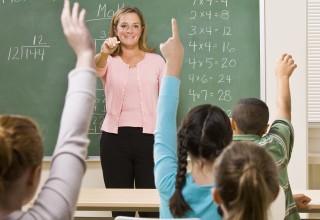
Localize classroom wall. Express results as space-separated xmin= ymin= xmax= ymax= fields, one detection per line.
xmin=264 ymin=0 xmax=307 ymax=190
xmin=36 ymin=0 xmax=308 ymax=216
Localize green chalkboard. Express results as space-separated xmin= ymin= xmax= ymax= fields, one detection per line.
xmin=0 ymin=0 xmax=261 ymax=157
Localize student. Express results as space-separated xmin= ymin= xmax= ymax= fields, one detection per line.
xmin=212 ymin=141 xmax=280 ymax=220
xmin=94 ymin=6 xmax=165 ymax=217
xmin=154 ymin=19 xmax=232 ymax=219
xmin=0 ymin=1 xmax=96 ymax=219
xmin=231 ymin=53 xmax=308 ymax=220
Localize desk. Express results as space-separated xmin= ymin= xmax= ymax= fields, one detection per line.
xmin=76 ymin=188 xmax=160 ymax=212
xmin=293 ymin=190 xmax=320 ymax=213
xmin=78 ymin=189 xmax=320 ymax=213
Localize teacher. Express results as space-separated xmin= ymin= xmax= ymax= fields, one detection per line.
xmin=94 ymin=6 xmax=165 ymax=218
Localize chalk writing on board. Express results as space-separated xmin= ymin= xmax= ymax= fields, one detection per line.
xmin=188 ymin=89 xmax=232 ymax=102
xmin=189 ymin=74 xmax=212 ymax=84
xmin=222 ymin=41 xmax=235 ymax=53
xmin=2 ymin=0 xmax=26 ymax=4
xmin=89 ymin=89 xmax=106 ymax=135
xmin=85 ymin=4 xmax=124 ymax=22
xmin=192 ymin=0 xmax=228 ymax=7
xmin=187 ymin=26 xmax=233 ymax=37
xmin=184 ymin=0 xmax=234 ymax=116
xmin=7 ymin=35 xmax=50 ymax=61
xmin=187 ymin=57 xmax=236 ymax=69
xmin=188 ymin=73 xmax=232 ymax=84
xmin=218 ymin=74 xmax=231 ymax=83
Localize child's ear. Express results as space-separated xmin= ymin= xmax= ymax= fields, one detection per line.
xmin=231 ymin=119 xmax=237 ymax=131
xmin=260 ymin=124 xmax=270 ymax=136
xmin=273 ymin=185 xmax=280 ymax=202
xmin=28 ymin=165 xmax=41 ymax=186
xmin=212 ymin=188 xmax=222 ymax=205
xmin=231 ymin=119 xmax=241 ymax=134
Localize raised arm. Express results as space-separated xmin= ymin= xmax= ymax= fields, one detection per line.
xmin=153 ymin=19 xmax=184 ymax=188
xmin=27 ymin=1 xmax=96 ymax=219
xmin=275 ymin=53 xmax=297 ymax=121
xmin=159 ymin=19 xmax=184 ymax=78
xmin=61 ymin=0 xmax=95 ymax=69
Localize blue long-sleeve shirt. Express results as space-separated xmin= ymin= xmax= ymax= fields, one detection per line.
xmin=154 ymin=76 xmax=221 ymax=220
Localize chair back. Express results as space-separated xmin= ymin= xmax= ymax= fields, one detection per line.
xmin=268 ymin=186 xmax=286 ymax=220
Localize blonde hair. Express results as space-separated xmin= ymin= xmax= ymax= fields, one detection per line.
xmin=0 ymin=115 xmax=43 ymax=196
xmin=214 ymin=141 xmax=279 ymax=220
xmin=109 ymin=6 xmax=155 ymax=56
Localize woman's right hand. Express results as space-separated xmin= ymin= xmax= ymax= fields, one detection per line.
xmin=100 ymin=37 xmax=120 ymax=55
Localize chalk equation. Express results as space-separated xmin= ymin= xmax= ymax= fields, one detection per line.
xmin=183 ymin=0 xmax=238 ymax=113
xmin=188 ymin=57 xmax=237 ymax=69
xmin=189 ymin=88 xmax=232 ymax=102
xmin=2 ymin=0 xmax=26 ymax=3
xmin=189 ymin=10 xmax=230 ymax=20
xmin=188 ymin=41 xmax=235 ymax=53
xmin=192 ymin=0 xmax=228 ymax=7
xmin=7 ymin=35 xmax=50 ymax=61
xmin=89 ymin=89 xmax=106 ymax=135
xmin=188 ymin=26 xmax=232 ymax=36
xmin=188 ymin=73 xmax=231 ymax=84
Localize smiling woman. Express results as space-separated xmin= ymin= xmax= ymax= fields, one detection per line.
xmin=93 ymin=6 xmax=165 ymax=219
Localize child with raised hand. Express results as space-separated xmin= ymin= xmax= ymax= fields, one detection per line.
xmin=0 ymin=1 xmax=96 ymax=219
xmin=154 ymin=19 xmax=232 ymax=219
xmin=213 ymin=141 xmax=280 ymax=220
xmin=231 ymin=53 xmax=309 ymax=219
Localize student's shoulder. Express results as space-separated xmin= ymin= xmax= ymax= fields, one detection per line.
xmin=266 ymin=118 xmax=294 ymax=145
xmin=270 ymin=118 xmax=293 ymax=131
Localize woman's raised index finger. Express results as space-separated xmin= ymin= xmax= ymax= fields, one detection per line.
xmin=171 ymin=18 xmax=180 ymax=40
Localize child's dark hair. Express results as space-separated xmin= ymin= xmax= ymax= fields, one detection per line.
xmin=169 ymin=104 xmax=233 ymax=217
xmin=232 ymin=98 xmax=269 ymax=135
xmin=214 ymin=141 xmax=279 ymax=220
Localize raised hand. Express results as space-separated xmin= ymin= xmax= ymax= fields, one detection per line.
xmin=275 ymin=53 xmax=297 ymax=121
xmin=275 ymin=53 xmax=297 ymax=80
xmin=160 ymin=19 xmax=184 ymax=77
xmin=61 ymin=0 xmax=94 ymax=68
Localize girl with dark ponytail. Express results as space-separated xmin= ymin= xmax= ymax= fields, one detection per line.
xmin=212 ymin=141 xmax=280 ymax=220
xmin=154 ymin=19 xmax=233 ymax=219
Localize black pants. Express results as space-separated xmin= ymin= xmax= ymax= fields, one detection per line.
xmin=100 ymin=127 xmax=158 ymax=218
